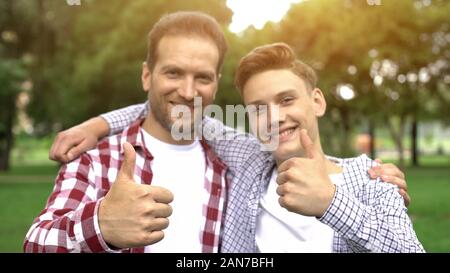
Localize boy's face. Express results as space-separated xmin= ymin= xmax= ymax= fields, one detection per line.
xmin=242 ymin=69 xmax=327 ymax=163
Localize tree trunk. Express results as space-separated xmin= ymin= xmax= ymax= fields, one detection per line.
xmin=386 ymin=116 xmax=406 ymax=170
xmin=368 ymin=119 xmax=376 ymax=159
xmin=339 ymin=107 xmax=353 ymax=157
xmin=0 ymin=96 xmax=15 ymax=171
xmin=411 ymin=117 xmax=419 ymax=166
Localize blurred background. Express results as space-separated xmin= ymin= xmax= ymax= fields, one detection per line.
xmin=0 ymin=0 xmax=449 ymax=252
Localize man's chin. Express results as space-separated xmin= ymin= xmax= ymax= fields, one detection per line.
xmin=170 ymin=118 xmax=201 ymax=137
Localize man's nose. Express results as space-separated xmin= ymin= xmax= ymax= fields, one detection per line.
xmin=178 ymin=77 xmax=196 ymax=101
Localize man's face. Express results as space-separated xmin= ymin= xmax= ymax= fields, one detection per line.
xmin=142 ymin=35 xmax=219 ymax=136
xmin=242 ymin=69 xmax=326 ymax=163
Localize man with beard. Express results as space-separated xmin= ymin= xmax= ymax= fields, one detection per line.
xmin=24 ymin=11 xmax=229 ymax=253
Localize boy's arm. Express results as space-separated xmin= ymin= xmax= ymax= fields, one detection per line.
xmin=320 ymin=182 xmax=424 ymax=252
xmin=49 ymin=103 xmax=147 ymax=163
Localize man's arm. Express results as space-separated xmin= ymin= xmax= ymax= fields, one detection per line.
xmin=202 ymin=116 xmax=262 ymax=175
xmin=48 ymin=102 xmax=411 ymax=205
xmin=25 ymin=142 xmax=173 ymax=253
xmin=23 ymin=154 xmax=119 ymax=253
xmin=49 ymin=103 xmax=147 ymax=163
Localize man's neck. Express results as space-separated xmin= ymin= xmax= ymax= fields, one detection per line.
xmin=142 ymin=113 xmax=194 ymax=145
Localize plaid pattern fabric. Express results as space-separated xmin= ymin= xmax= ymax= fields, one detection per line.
xmin=97 ymin=102 xmax=424 ymax=252
xmin=220 ymin=153 xmax=425 ymax=253
xmin=24 ymin=119 xmax=227 ymax=253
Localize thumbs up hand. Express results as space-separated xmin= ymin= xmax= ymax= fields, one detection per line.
xmin=276 ymin=129 xmax=335 ymax=218
xmin=99 ymin=142 xmax=174 ymax=249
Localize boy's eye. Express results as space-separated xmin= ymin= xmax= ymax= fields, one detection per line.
xmin=248 ymin=105 xmax=267 ymax=115
xmin=256 ymin=105 xmax=268 ymax=115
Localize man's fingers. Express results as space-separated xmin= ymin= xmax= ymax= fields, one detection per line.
xmin=399 ymin=189 xmax=411 ymax=207
xmin=374 ymin=158 xmax=383 ymax=164
xmin=147 ymin=203 xmax=173 ymax=218
xmin=371 ymin=164 xmax=405 ymax=180
xmin=368 ymin=167 xmax=381 ymax=179
xmin=381 ymin=163 xmax=405 ymax=179
xmin=118 ymin=142 xmax=136 ymax=181
xmin=369 ymin=164 xmax=405 ymax=180
xmin=381 ymin=175 xmax=408 ymax=192
xmin=148 ymin=186 xmax=174 ymax=204
xmin=147 ymin=218 xmax=170 ymax=232
xmin=143 ymin=230 xmax=165 ymax=245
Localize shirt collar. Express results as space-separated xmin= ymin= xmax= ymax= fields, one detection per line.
xmin=119 ymin=118 xmax=153 ymax=160
xmin=118 ymin=118 xmax=227 ymax=171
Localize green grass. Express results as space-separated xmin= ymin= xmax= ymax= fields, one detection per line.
xmin=0 ymin=162 xmax=449 ymax=252
xmin=403 ymin=166 xmax=450 ymax=252
xmin=0 ymin=182 xmax=54 ymax=252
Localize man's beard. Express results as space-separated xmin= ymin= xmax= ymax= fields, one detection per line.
xmin=150 ymin=98 xmax=200 ymax=137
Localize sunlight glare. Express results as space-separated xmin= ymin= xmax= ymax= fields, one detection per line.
xmin=227 ymin=0 xmax=303 ymax=33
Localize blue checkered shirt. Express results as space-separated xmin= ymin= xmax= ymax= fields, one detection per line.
xmin=101 ymin=102 xmax=425 ymax=253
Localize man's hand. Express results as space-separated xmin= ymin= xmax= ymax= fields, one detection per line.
xmin=368 ymin=159 xmax=410 ymax=207
xmin=276 ymin=129 xmax=335 ymax=218
xmin=49 ymin=117 xmax=109 ymax=163
xmin=98 ymin=142 xmax=174 ymax=249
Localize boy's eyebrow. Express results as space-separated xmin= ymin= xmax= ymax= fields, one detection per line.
xmin=274 ymin=89 xmax=297 ymax=99
xmin=247 ymin=89 xmax=297 ymax=106
xmin=247 ymin=99 xmax=266 ymax=106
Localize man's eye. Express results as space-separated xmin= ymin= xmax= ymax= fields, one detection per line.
xmin=281 ymin=97 xmax=294 ymax=105
xmin=198 ymin=76 xmax=213 ymax=84
xmin=166 ymin=70 xmax=180 ymax=77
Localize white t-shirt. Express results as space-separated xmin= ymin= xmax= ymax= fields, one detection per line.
xmin=255 ymin=169 xmax=344 ymax=253
xmin=142 ymin=129 xmax=206 ymax=253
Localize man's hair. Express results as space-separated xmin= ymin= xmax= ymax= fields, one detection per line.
xmin=146 ymin=11 xmax=228 ymax=73
xmin=235 ymin=42 xmax=317 ymax=93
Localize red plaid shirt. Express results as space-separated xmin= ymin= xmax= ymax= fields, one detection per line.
xmin=24 ymin=119 xmax=228 ymax=253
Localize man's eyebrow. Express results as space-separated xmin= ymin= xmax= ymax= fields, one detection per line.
xmin=197 ymin=71 xmax=216 ymax=78
xmin=160 ymin=64 xmax=181 ymax=71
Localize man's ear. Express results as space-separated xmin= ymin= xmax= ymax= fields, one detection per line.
xmin=141 ymin=62 xmax=151 ymax=93
xmin=211 ymin=73 xmax=221 ymax=100
xmin=312 ymin=88 xmax=327 ymax=117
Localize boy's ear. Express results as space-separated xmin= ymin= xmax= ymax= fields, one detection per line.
xmin=312 ymin=88 xmax=327 ymax=117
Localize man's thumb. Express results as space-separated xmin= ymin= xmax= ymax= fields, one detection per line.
xmin=299 ymin=129 xmax=316 ymax=159
xmin=118 ymin=142 xmax=136 ymax=181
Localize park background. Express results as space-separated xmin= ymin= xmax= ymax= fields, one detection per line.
xmin=0 ymin=0 xmax=449 ymax=252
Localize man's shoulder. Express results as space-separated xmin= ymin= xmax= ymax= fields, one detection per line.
xmin=342 ymin=154 xmax=378 ymax=172
xmin=202 ymin=116 xmax=259 ymax=143
xmin=339 ymin=154 xmax=399 ymax=200
xmin=83 ymin=134 xmax=122 ymax=161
